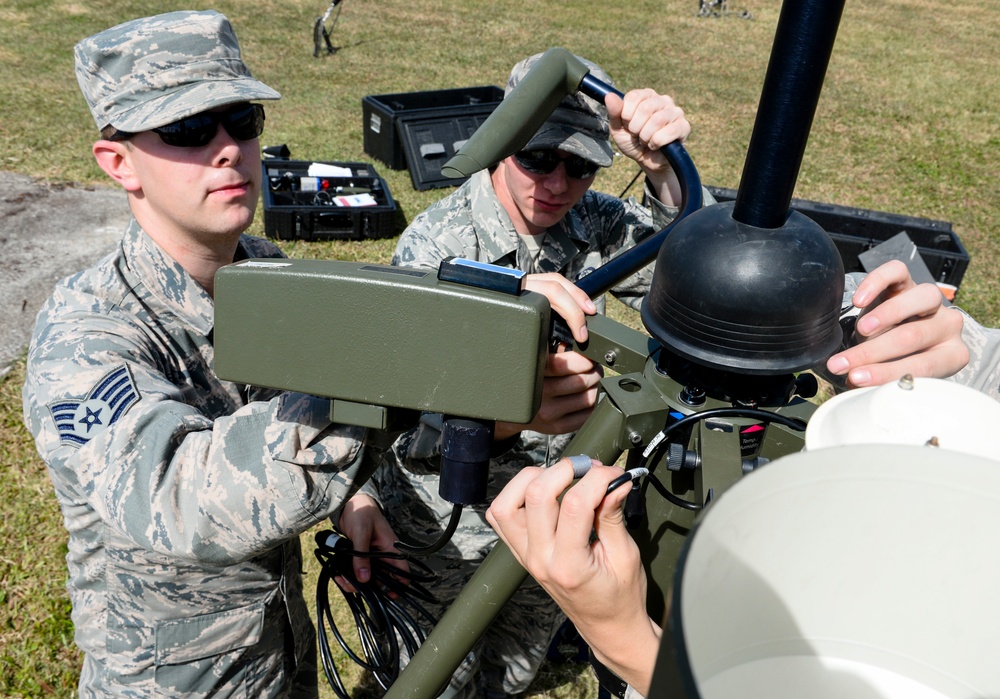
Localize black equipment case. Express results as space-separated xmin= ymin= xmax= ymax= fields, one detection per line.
xmin=362 ymin=86 xmax=505 ymax=189
xmin=262 ymin=159 xmax=398 ymax=241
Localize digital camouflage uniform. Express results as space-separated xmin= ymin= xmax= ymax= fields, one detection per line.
xmin=23 ymin=221 xmax=375 ymax=698
xmin=21 ymin=11 xmax=375 ymax=699
xmin=949 ymin=313 xmax=1000 ymax=401
xmin=378 ymin=164 xmax=706 ymax=698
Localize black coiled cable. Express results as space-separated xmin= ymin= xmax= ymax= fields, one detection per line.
xmin=314 ymin=530 xmax=440 ymax=698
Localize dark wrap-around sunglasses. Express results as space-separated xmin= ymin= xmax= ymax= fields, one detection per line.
xmin=112 ymin=104 xmax=265 ymax=148
xmin=513 ymin=149 xmax=601 ymax=180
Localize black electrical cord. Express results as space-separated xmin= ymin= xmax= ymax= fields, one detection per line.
xmin=658 ymin=406 xmax=807 ymax=447
xmin=643 ymin=473 xmax=704 ymax=511
xmin=314 ymin=530 xmax=440 ymax=698
xmin=605 ymin=467 xmax=649 ymax=495
xmin=639 ymin=406 xmax=808 ymax=510
xmin=394 ymin=502 xmax=464 ymax=556
xmin=643 ymin=406 xmax=807 ymax=471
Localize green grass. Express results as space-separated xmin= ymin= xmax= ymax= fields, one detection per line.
xmin=1 ymin=0 xmax=997 ymax=696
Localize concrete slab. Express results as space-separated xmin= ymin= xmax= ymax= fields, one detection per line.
xmin=0 ymin=171 xmax=129 ymax=378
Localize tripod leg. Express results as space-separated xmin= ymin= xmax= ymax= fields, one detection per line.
xmin=384 ymin=397 xmax=631 ymax=698
xmin=324 ymin=0 xmax=344 ymax=53
xmin=312 ymin=16 xmax=325 ymax=57
xmin=312 ymin=0 xmax=342 ymax=57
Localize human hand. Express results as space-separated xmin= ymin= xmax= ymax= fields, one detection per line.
xmin=486 ymin=458 xmax=660 ymax=695
xmin=826 ymin=260 xmax=969 ymax=389
xmin=494 ymin=349 xmax=603 ymax=440
xmin=335 ymin=493 xmax=408 ymax=595
xmin=522 ymin=272 xmax=597 ymax=344
xmin=605 ymin=89 xmax=690 ymax=205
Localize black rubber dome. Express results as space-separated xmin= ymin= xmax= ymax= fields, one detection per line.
xmin=640 ymin=201 xmax=844 ymax=375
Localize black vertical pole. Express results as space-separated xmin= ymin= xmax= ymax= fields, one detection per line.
xmin=733 ymin=0 xmax=847 ymax=229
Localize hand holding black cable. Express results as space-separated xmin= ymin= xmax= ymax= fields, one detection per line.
xmin=313 ymin=530 xmax=439 ymax=698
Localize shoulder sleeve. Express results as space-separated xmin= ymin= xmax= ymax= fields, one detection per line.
xmin=392 ymin=191 xmax=479 ymax=270
xmin=949 ymin=311 xmax=1000 ymax=401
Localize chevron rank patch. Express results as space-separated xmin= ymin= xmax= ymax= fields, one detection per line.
xmin=48 ymin=365 xmax=140 ymax=446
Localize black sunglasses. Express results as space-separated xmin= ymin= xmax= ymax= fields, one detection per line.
xmin=114 ymin=104 xmax=265 ymax=148
xmin=513 ymin=149 xmax=601 ymax=180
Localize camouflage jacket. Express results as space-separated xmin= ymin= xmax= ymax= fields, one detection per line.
xmin=22 ymin=219 xmax=371 ymax=698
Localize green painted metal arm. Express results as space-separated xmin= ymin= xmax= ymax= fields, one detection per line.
xmin=382 ymin=391 xmax=632 ymax=698
xmin=440 ymin=47 xmax=591 ymax=178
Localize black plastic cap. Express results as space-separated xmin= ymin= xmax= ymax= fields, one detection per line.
xmin=641 ymin=202 xmax=844 ymax=375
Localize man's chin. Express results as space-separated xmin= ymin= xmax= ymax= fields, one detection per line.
xmin=214 ymin=206 xmax=257 ymax=237
xmin=529 ymin=209 xmax=567 ymax=229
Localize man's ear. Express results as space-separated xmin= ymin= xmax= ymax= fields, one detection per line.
xmin=93 ymin=140 xmax=142 ymax=193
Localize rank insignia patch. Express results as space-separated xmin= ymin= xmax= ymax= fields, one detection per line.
xmin=48 ymin=365 xmax=140 ymax=446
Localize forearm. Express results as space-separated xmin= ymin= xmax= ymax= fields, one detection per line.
xmin=587 ymin=616 xmax=662 ymax=697
xmin=108 ymin=392 xmax=367 ymax=564
xmin=644 ymin=165 xmax=682 ymax=208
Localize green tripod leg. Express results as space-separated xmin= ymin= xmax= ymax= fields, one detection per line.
xmin=382 ymin=395 xmax=630 ymax=698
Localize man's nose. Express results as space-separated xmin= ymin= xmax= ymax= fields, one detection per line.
xmin=210 ymin=127 xmax=243 ymax=166
xmin=542 ymin=162 xmax=569 ymax=193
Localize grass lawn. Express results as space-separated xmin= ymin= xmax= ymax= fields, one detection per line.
xmin=0 ymin=0 xmax=996 ymax=696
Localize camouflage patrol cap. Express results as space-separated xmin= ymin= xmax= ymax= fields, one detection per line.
xmin=74 ymin=10 xmax=280 ymax=133
xmin=506 ymin=53 xmax=615 ymax=168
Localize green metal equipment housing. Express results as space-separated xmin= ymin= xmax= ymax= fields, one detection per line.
xmin=214 ymin=259 xmax=550 ymax=425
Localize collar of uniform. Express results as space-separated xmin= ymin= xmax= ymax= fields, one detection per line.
xmin=468 ymin=169 xmax=592 ymax=271
xmin=120 ymin=218 xmax=215 ymax=337
xmin=467 ymin=169 xmax=520 ymax=263
xmin=534 ymin=214 xmax=590 ymax=274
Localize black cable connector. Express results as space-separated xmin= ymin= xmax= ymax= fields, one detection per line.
xmin=638 ymin=407 xmax=808 ymax=511
xmin=605 ymin=467 xmax=649 ymax=495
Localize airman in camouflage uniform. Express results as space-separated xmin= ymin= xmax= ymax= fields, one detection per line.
xmin=390 ymin=162 xmax=687 ymax=314
xmin=22 ymin=11 xmax=389 ymax=698
xmin=375 ymin=54 xmax=712 ymax=699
